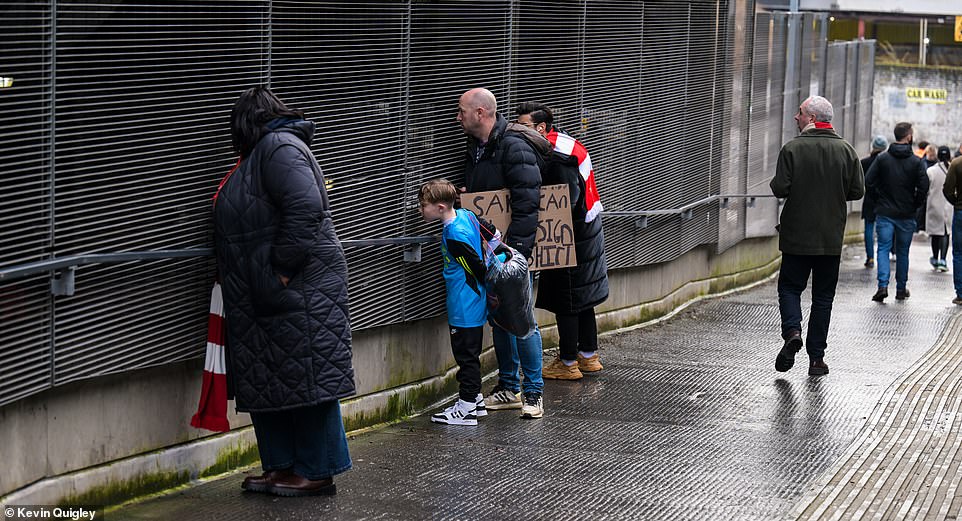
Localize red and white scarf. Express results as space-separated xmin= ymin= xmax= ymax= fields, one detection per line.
xmin=190 ymin=282 xmax=230 ymax=432
xmin=547 ymin=129 xmax=603 ymax=222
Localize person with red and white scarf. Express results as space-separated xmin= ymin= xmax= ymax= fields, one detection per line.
xmin=516 ymin=102 xmax=609 ymax=381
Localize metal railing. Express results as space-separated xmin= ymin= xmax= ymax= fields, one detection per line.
xmin=0 ymin=195 xmax=780 ymax=292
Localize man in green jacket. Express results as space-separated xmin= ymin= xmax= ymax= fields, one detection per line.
xmin=770 ymin=95 xmax=864 ymax=376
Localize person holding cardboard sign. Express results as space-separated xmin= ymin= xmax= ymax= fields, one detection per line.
xmin=516 ymin=102 xmax=609 ymax=381
xmin=459 ymin=87 xmax=549 ymax=419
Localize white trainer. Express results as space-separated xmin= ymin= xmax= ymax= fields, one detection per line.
xmin=431 ymin=399 xmax=478 ymax=426
xmin=475 ymin=393 xmax=487 ymax=417
xmin=520 ymin=392 xmax=543 ymax=419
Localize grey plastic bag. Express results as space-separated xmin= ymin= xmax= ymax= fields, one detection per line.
xmin=484 ymin=248 xmax=536 ymax=339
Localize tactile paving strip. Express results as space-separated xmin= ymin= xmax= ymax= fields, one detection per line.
xmin=792 ymin=312 xmax=962 ymax=521
xmin=110 ymin=239 xmax=962 ymax=520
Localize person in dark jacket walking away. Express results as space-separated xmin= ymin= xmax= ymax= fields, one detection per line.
xmin=515 ymin=102 xmax=609 ymax=380
xmin=459 ymin=87 xmax=546 ymax=419
xmin=419 ymin=179 xmax=503 ymax=425
xmin=214 ymin=87 xmax=354 ymax=497
xmin=865 ymin=122 xmax=929 ymax=302
xmin=941 ymin=152 xmax=962 ymax=304
xmin=925 ymin=146 xmax=953 ymax=272
xmin=861 ymin=135 xmax=888 ymax=268
xmin=771 ymin=95 xmax=864 ymax=376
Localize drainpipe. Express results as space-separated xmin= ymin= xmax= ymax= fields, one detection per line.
xmin=919 ymin=18 xmax=928 ymax=66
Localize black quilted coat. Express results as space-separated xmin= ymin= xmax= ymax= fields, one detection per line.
xmin=213 ymin=119 xmax=355 ymax=413
xmin=464 ymin=114 xmax=548 ymax=258
xmin=535 ymin=150 xmax=609 ymax=314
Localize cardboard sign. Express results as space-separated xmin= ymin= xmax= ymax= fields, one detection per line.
xmin=462 ymin=184 xmax=576 ymax=271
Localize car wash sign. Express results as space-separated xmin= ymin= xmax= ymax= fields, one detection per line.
xmin=906 ymin=87 xmax=947 ymax=104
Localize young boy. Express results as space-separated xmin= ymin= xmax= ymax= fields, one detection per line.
xmin=419 ymin=179 xmax=500 ymax=426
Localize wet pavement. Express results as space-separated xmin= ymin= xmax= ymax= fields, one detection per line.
xmin=110 ymin=236 xmax=962 ymax=520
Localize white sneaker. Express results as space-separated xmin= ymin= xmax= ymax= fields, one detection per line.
xmin=520 ymin=392 xmax=543 ymax=419
xmin=431 ymin=399 xmax=478 ymax=426
xmin=483 ymin=386 xmax=522 ymax=410
xmin=475 ymin=393 xmax=487 ymax=417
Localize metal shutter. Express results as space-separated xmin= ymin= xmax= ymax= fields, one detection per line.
xmin=745 ymin=11 xmax=782 ymax=239
xmin=269 ymin=2 xmax=410 ymax=329
xmin=0 ymin=0 xmax=878 ymax=407
xmin=0 ymin=2 xmax=55 ymax=405
xmin=49 ymin=1 xmax=265 ymax=385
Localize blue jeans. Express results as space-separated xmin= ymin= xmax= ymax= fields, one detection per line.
xmin=864 ymin=219 xmax=875 ymax=260
xmin=953 ymin=210 xmax=962 ymax=298
xmin=492 ymin=274 xmax=544 ymax=395
xmin=777 ymin=253 xmax=841 ymax=360
xmin=249 ymin=400 xmax=352 ymax=480
xmin=875 ymin=215 xmax=915 ymax=291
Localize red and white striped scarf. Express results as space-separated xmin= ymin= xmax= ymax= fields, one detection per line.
xmin=547 ymin=129 xmax=603 ymax=222
xmin=190 ymin=282 xmax=230 ymax=432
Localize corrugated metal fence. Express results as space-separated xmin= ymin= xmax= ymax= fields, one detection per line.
xmin=0 ymin=0 xmax=874 ymax=407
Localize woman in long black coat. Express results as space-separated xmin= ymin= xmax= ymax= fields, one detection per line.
xmin=214 ymin=87 xmax=354 ymax=497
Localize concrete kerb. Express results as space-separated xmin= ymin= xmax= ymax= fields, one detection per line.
xmin=0 ymin=253 xmax=782 ymax=512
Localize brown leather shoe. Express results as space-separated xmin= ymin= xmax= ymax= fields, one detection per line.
xmin=269 ymin=473 xmax=336 ymax=497
xmin=809 ymin=359 xmax=829 ymax=376
xmin=241 ymin=468 xmax=293 ymax=493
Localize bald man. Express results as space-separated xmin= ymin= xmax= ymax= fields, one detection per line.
xmin=457 ymin=87 xmax=549 ymax=419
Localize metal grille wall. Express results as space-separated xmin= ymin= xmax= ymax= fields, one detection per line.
xmin=0 ymin=0 xmax=875 ymax=407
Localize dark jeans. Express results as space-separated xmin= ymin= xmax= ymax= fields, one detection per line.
xmin=931 ymin=234 xmax=949 ymax=260
xmin=555 ymin=308 xmax=598 ymax=361
xmin=249 ymin=400 xmax=352 ymax=481
xmin=776 ymin=253 xmax=841 ymax=360
xmin=450 ymin=325 xmax=483 ymax=402
xmin=875 ymin=215 xmax=915 ymax=291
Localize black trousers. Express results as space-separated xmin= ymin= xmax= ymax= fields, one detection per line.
xmin=776 ymin=253 xmax=841 ymax=360
xmin=556 ymin=308 xmax=598 ymax=361
xmin=450 ymin=325 xmax=483 ymax=402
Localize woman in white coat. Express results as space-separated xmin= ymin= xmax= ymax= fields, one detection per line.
xmin=926 ymin=146 xmax=954 ymax=272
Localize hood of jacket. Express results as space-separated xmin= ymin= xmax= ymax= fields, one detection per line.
xmin=888 ymin=142 xmax=914 ymax=159
xmin=265 ymin=118 xmax=315 ymax=147
xmin=503 ymin=121 xmax=552 ymax=156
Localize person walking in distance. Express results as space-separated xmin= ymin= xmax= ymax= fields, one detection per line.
xmin=864 ymin=122 xmax=929 ymax=302
xmin=860 ymin=135 xmax=887 ymax=268
xmin=926 ymin=146 xmax=953 ymax=272
xmin=458 ymin=87 xmax=547 ymax=419
xmin=515 ymin=101 xmax=609 ymax=380
xmin=770 ymin=95 xmax=864 ymax=376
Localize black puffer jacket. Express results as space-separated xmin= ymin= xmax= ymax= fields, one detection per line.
xmin=213 ymin=119 xmax=355 ymax=413
xmin=535 ymin=149 xmax=609 ymax=314
xmin=464 ymin=114 xmax=548 ymax=257
xmin=865 ymin=143 xmax=929 ymax=220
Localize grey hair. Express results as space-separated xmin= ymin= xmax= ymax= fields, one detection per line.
xmin=803 ymin=95 xmax=834 ymax=123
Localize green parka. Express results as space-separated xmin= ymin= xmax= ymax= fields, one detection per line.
xmin=770 ymin=127 xmax=865 ymax=256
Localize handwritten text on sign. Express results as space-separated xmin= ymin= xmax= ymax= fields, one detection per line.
xmin=463 ymin=184 xmax=576 ymax=271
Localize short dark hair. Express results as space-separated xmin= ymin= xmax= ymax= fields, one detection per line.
xmin=917 ymin=140 xmax=929 ymax=150
xmin=894 ymin=122 xmax=913 ymax=142
xmin=230 ymin=86 xmax=304 ymax=157
xmin=516 ymin=101 xmax=553 ymax=128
